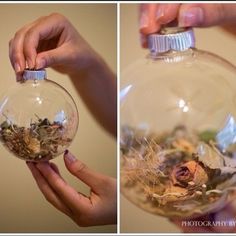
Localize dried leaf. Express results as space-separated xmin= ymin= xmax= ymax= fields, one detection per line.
xmin=198 ymin=130 xmax=217 ymax=143
xmin=121 ymin=125 xmax=236 ymax=218
xmin=0 ymin=116 xmax=70 ymax=161
xmin=217 ymin=174 xmax=236 ymax=190
xmin=197 ymin=142 xmax=236 ymax=174
xmin=197 ymin=142 xmax=224 ymax=169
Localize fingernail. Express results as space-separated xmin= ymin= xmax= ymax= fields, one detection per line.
xmin=156 ymin=5 xmax=165 ymax=21
xmin=36 ymin=58 xmax=46 ymax=69
xmin=139 ymin=10 xmax=149 ymax=29
xmin=179 ymin=7 xmax=204 ymax=27
xmin=14 ymin=63 xmax=21 ymax=73
xmin=64 ymin=150 xmax=77 ymax=164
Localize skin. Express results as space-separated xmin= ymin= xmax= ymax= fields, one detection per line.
xmin=27 ymin=152 xmax=117 ymax=227
xmin=9 ymin=13 xmax=117 ymax=136
xmin=139 ymin=3 xmax=236 ymax=233
xmin=9 ymin=13 xmax=117 ymax=226
xmin=139 ymin=3 xmax=236 ymax=47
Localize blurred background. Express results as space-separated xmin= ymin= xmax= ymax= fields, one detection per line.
xmin=0 ymin=3 xmax=116 ymax=233
xmin=120 ymin=3 xmax=236 ymax=233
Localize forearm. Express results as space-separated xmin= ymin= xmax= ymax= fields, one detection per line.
xmin=70 ymin=55 xmax=117 ymax=137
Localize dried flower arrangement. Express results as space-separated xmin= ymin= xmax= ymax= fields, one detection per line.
xmin=121 ymin=125 xmax=236 ymax=218
xmin=0 ymin=115 xmax=71 ymax=161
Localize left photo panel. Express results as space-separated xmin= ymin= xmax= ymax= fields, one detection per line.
xmin=0 ymin=3 xmax=117 ymax=233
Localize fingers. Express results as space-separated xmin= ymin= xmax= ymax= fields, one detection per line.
xmin=139 ymin=4 xmax=159 ymax=35
xmin=9 ymin=23 xmax=33 ymax=74
xmin=27 ymin=156 xmax=116 ymax=227
xmin=178 ymin=4 xmax=223 ymax=27
xmin=139 ymin=4 xmax=180 ymax=34
xmin=35 ymin=46 xmax=68 ymax=69
xmin=49 ymin=162 xmax=61 ymax=177
xmin=139 ymin=4 xmax=180 ymax=47
xmin=178 ymin=4 xmax=236 ymax=27
xmin=139 ymin=3 xmax=228 ymax=34
xmin=35 ymin=161 xmax=92 ymax=212
xmin=64 ymin=150 xmax=113 ymax=195
xmin=9 ymin=13 xmax=68 ymax=73
xmin=23 ymin=14 xmax=67 ymax=69
xmin=139 ymin=3 xmax=236 ymax=48
xmin=26 ymin=161 xmax=72 ymax=217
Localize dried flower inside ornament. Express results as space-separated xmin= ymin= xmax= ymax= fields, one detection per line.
xmin=0 ymin=115 xmax=71 ymax=161
xmin=121 ymin=125 xmax=236 ymax=218
xmin=0 ymin=69 xmax=79 ymax=162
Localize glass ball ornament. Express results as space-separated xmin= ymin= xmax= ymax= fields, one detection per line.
xmin=0 ymin=69 xmax=79 ymax=162
xmin=120 ymin=27 xmax=236 ymax=218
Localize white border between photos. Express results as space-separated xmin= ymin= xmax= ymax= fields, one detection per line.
xmin=117 ymin=2 xmax=121 ymax=235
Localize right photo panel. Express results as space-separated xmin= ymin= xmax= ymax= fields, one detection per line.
xmin=120 ymin=3 xmax=236 ymax=233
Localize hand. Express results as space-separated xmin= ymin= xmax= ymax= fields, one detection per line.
xmin=9 ymin=13 xmax=117 ymax=136
xmin=9 ymin=13 xmax=99 ymax=76
xmin=26 ymin=151 xmax=117 ymax=227
xmin=172 ymin=202 xmax=236 ymax=233
xmin=139 ymin=4 xmax=236 ymax=47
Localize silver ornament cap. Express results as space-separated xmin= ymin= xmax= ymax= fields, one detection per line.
xmin=147 ymin=27 xmax=195 ymax=55
xmin=23 ymin=69 xmax=46 ymax=80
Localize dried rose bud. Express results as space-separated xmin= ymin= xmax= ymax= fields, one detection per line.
xmin=171 ymin=160 xmax=208 ymax=187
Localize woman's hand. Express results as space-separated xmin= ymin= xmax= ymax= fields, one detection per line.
xmin=9 ymin=13 xmax=99 ymax=76
xmin=139 ymin=4 xmax=236 ymax=47
xmin=9 ymin=13 xmax=117 ymax=136
xmin=27 ymin=151 xmax=117 ymax=227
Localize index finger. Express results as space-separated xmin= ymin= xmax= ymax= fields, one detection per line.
xmin=23 ymin=13 xmax=68 ymax=69
xmin=139 ymin=4 xmax=180 ymax=35
xmin=35 ymin=162 xmax=93 ymax=213
xmin=9 ymin=23 xmax=33 ymax=73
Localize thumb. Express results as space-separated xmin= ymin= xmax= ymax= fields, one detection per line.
xmin=63 ymin=150 xmax=110 ymax=195
xmin=178 ymin=4 xmax=235 ymax=27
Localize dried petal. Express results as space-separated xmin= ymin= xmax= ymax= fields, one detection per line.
xmin=0 ymin=116 xmax=70 ymax=161
xmin=172 ymin=138 xmax=195 ymax=153
xmin=27 ymin=137 xmax=40 ymax=154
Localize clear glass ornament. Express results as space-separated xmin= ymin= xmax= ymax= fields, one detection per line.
xmin=0 ymin=69 xmax=79 ymax=162
xmin=121 ymin=27 xmax=236 ymax=218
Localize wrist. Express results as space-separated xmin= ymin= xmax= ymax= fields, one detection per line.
xmin=68 ymin=48 xmax=108 ymax=80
